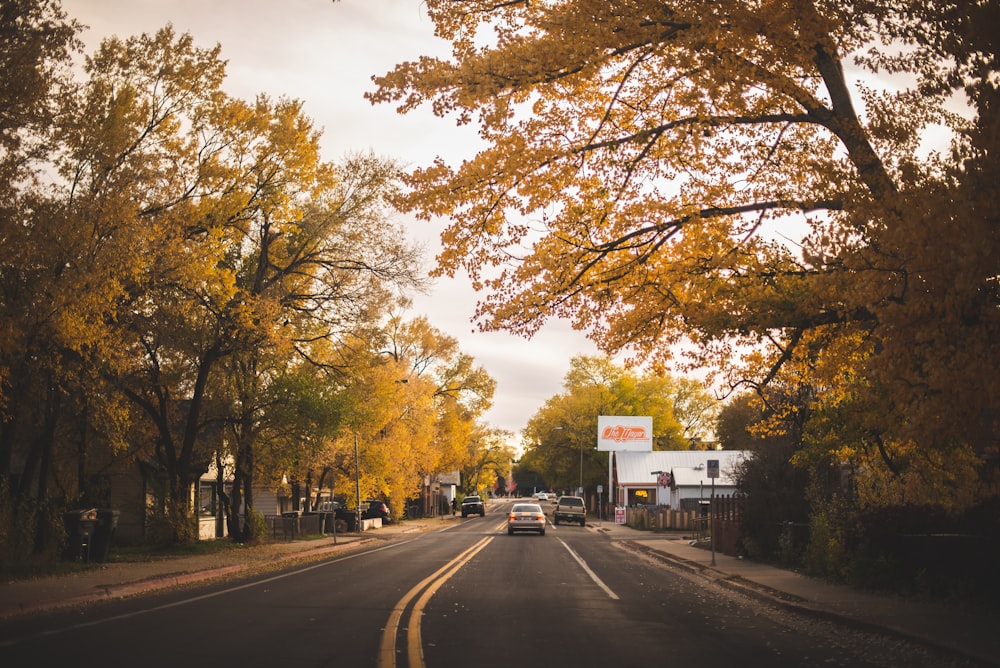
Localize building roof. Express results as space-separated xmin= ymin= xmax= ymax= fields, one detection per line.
xmin=615 ymin=450 xmax=747 ymax=487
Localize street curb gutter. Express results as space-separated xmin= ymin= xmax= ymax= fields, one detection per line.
xmin=615 ymin=539 xmax=999 ymax=668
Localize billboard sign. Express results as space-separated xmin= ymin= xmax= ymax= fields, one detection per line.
xmin=597 ymin=415 xmax=653 ymax=451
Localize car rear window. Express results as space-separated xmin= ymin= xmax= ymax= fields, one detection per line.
xmin=512 ymin=504 xmax=540 ymax=513
xmin=560 ymin=497 xmax=583 ymax=507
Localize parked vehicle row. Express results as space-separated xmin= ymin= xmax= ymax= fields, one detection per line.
xmin=505 ymin=497 xmax=590 ymax=535
xmin=453 ymin=496 xmax=588 ymax=536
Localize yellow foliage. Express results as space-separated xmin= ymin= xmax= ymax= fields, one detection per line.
xmin=371 ymin=0 xmax=1000 ymax=505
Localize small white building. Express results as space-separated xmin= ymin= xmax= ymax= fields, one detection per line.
xmin=614 ymin=450 xmax=747 ymax=511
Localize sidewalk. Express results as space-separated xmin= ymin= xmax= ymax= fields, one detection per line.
xmin=594 ymin=518 xmax=1000 ymax=667
xmin=0 ymin=517 xmax=442 ymax=620
xmin=2 ymin=514 xmax=999 ymax=666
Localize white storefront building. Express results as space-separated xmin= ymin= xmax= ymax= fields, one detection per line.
xmin=613 ymin=450 xmax=747 ymax=511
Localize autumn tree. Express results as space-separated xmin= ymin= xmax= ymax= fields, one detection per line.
xmin=218 ymin=342 xmax=345 ymax=542
xmin=460 ymin=425 xmax=515 ymax=496
xmin=0 ymin=10 xmax=431 ymax=557
xmin=370 ymin=1 xmax=999 ymax=505
xmin=372 ymin=315 xmax=497 ymax=515
xmin=0 ymin=0 xmax=91 ymax=563
xmin=209 ymin=146 xmax=422 ymax=543
xmin=719 ymin=391 xmax=812 ymax=563
xmin=25 ymin=25 xmax=422 ymax=545
xmin=319 ymin=335 xmax=429 ymax=519
xmin=31 ymin=26 xmax=245 ymax=544
xmin=294 ymin=312 xmax=498 ymax=523
xmin=0 ymin=0 xmax=78 ymax=192
xmin=716 ymin=393 xmax=764 ymax=452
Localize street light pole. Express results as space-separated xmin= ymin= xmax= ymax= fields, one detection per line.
xmin=711 ymin=476 xmax=716 ymax=566
xmin=354 ymin=432 xmax=361 ymax=532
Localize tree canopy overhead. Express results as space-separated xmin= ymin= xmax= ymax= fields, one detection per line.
xmin=370 ymin=1 xmax=999 ymax=475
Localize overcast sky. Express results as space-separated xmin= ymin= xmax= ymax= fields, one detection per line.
xmin=61 ymin=0 xmax=605 ymax=442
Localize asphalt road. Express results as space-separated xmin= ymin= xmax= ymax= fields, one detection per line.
xmin=0 ymin=500 xmax=962 ymax=668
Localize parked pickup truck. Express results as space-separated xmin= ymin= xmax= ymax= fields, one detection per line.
xmin=553 ymin=496 xmax=586 ymax=526
xmin=461 ymin=495 xmax=486 ymax=517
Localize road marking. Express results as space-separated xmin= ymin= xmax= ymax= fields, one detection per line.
xmin=558 ymin=538 xmax=620 ymax=600
xmin=378 ymin=536 xmax=493 ymax=668
xmin=406 ymin=537 xmax=492 ymax=668
xmin=0 ymin=539 xmax=415 ymax=648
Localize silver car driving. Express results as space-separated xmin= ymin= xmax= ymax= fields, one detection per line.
xmin=507 ymin=503 xmax=546 ymax=535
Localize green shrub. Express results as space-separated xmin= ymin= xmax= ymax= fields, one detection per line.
xmin=245 ymin=507 xmax=267 ymax=545
xmin=803 ymin=512 xmax=846 ymax=579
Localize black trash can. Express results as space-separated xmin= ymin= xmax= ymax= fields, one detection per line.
xmin=90 ymin=509 xmax=119 ymax=563
xmin=63 ymin=509 xmax=98 ymax=562
xmin=334 ymin=507 xmax=357 ymax=532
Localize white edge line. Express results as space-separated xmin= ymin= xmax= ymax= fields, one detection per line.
xmin=558 ymin=538 xmax=620 ymax=600
xmin=0 ymin=539 xmax=416 ymax=648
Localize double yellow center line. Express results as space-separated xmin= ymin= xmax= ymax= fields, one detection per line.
xmin=378 ymin=535 xmax=494 ymax=668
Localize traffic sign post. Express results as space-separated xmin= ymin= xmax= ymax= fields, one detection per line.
xmin=597 ymin=485 xmax=603 ymax=523
xmin=708 ymin=459 xmax=719 ymax=566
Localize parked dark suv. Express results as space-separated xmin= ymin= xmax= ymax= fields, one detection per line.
xmin=362 ymin=499 xmax=391 ymax=523
xmin=461 ymin=495 xmax=486 ymax=517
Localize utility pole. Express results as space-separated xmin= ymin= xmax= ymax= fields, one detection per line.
xmin=355 ymin=433 xmax=361 ymax=533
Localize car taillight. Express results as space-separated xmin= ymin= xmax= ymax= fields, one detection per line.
xmin=535 ymin=514 xmax=544 ymax=521
xmin=509 ymin=514 xmax=516 ymax=520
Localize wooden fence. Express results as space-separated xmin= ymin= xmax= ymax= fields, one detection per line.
xmin=266 ymin=511 xmax=380 ymax=539
xmin=266 ymin=513 xmax=328 ymax=540
xmin=623 ymin=494 xmax=744 ymax=556
xmin=625 ymin=506 xmax=701 ymax=532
